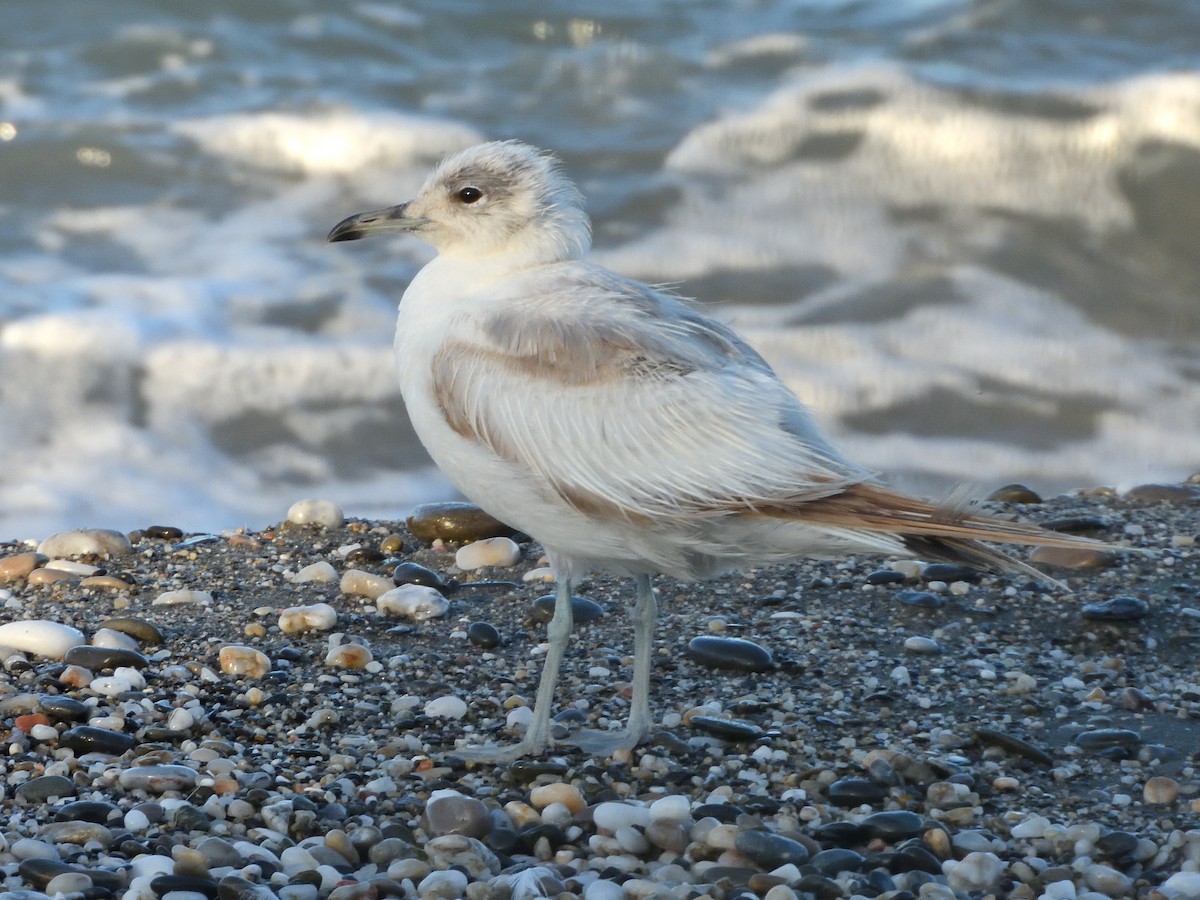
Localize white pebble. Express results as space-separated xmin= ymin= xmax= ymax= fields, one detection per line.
xmin=288 ymin=562 xmax=339 ymax=584
xmin=904 ymin=636 xmax=941 ymax=654
xmin=218 ymin=645 xmax=270 ymax=679
xmin=44 ymin=559 xmax=100 ymax=576
xmin=153 ymin=589 xmax=213 ymax=606
xmin=279 ymin=602 xmax=338 ymax=634
xmin=1042 ymin=881 xmax=1078 ymax=900
xmin=91 ymin=627 xmax=139 ymax=651
xmin=593 ymin=801 xmax=650 ymax=833
xmin=11 ymin=837 xmax=60 ymax=860
xmin=1083 ymin=864 xmax=1131 ymax=896
xmin=0 ymin=620 xmax=85 ymax=659
xmin=324 ymin=643 xmax=373 ymax=669
xmin=424 ymin=696 xmax=468 ymax=719
xmin=1011 ymin=814 xmax=1050 ymax=839
xmin=339 ymin=568 xmax=393 ymax=599
xmin=167 ymin=707 xmax=195 ymax=731
xmin=124 ymin=809 xmax=151 ymax=832
xmin=1163 ymin=873 xmax=1200 ymax=899
xmin=377 ymin=584 xmax=449 ymax=621
xmin=91 ymin=666 xmax=146 ymax=696
xmin=507 ymin=706 xmax=534 ymax=731
xmin=649 ymin=794 xmax=691 ymax=824
xmin=30 ymin=723 xmax=57 ymax=741
xmin=417 ymin=869 xmax=468 ymax=900
xmin=286 ymin=499 xmax=345 ymax=529
xmin=583 ymin=880 xmax=625 ymax=900
xmin=522 ymin=566 xmax=555 ymax=583
xmin=890 ymin=665 xmax=911 ymax=686
xmin=945 ymin=851 xmax=1004 ymax=892
xmin=455 ymin=536 xmax=520 ymax=570
xmin=37 ymin=528 xmax=132 ymax=559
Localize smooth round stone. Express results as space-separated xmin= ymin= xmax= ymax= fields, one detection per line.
xmin=422 ymin=835 xmax=501 ymax=879
xmin=0 ymin=552 xmax=46 ymax=582
xmin=377 ymin=584 xmax=449 ymax=621
xmin=1075 ymin=729 xmax=1141 ymax=751
xmin=946 ymin=851 xmax=1004 ymax=891
xmin=865 ymin=570 xmax=906 ymax=585
xmin=904 ymin=636 xmax=941 ymax=654
xmin=826 ymin=778 xmax=886 ymax=807
xmin=55 ymin=799 xmax=118 ymax=824
xmin=416 ymin=869 xmax=468 ymax=899
xmin=506 ymin=760 xmax=569 ymax=781
xmin=1123 ymin=482 xmax=1199 ymax=503
xmin=100 ymin=617 xmax=165 ymax=644
xmin=39 ymin=696 xmax=89 ymax=721
xmin=406 ymin=502 xmax=517 ymax=543
xmin=811 ymin=821 xmax=867 ymax=846
xmin=218 ymin=875 xmax=279 ymax=900
xmin=45 ymin=872 xmax=93 ymax=895
xmin=143 ymin=524 xmax=185 ymax=540
xmin=529 ymin=782 xmax=585 ymax=815
xmin=218 ymin=645 xmax=270 ymax=679
xmin=1094 ymin=831 xmax=1139 ymax=858
xmin=339 ymin=569 xmax=393 ymax=599
xmin=689 ymin=716 xmax=764 ymax=742
xmin=38 ymin=820 xmax=113 ymax=847
xmin=119 ymin=764 xmax=198 ymax=793
xmin=153 ymin=589 xmax=214 ymax=606
xmin=861 ymin=810 xmax=923 ymax=841
xmin=325 ymin=643 xmax=373 ymax=669
xmin=1083 ymin=864 xmax=1132 ymax=895
xmin=986 ymin=483 xmax=1042 ymax=503
xmin=531 ymin=594 xmax=605 ymax=624
xmin=16 ymin=775 xmax=74 ymax=803
xmin=1163 ymin=873 xmax=1200 ymax=899
xmin=150 ymin=875 xmax=220 ymax=898
xmin=467 ymin=621 xmax=501 ymax=648
xmin=426 ymin=789 xmax=490 ymax=838
xmin=64 ymin=645 xmax=149 ymax=670
xmin=894 ymin=590 xmax=945 ymax=609
xmin=1081 ymin=596 xmax=1149 ymax=621
xmin=0 ymin=620 xmax=85 ymax=659
xmin=735 ymin=829 xmax=811 ymax=868
xmin=894 ymin=843 xmax=944 ymax=873
xmin=1029 ymin=546 xmax=1113 ymax=569
xmin=685 ymin=636 xmax=773 ymax=672
xmin=289 ymin=561 xmax=339 ymax=585
xmin=17 ymin=858 xmax=75 ymax=889
xmin=424 ymin=695 xmax=468 ymax=719
xmin=649 ymin=794 xmax=691 ymax=824
xmin=195 ymin=836 xmax=243 ymax=868
xmin=287 ymin=499 xmax=345 ymax=528
xmin=392 ymin=562 xmax=451 ymax=590
xmin=38 ymin=528 xmax=132 ymax=559
xmin=974 ymin=728 xmax=1054 ymax=766
xmin=593 ymin=802 xmax=651 ymax=833
xmin=344 ymin=546 xmax=385 ymax=566
xmin=809 ymin=848 xmax=865 ymax=876
xmin=455 ymin=536 xmax=521 ymax=570
xmin=1144 ymin=776 xmax=1180 ymax=804
xmin=278 ymin=602 xmax=338 ymax=634
xmin=60 ymin=725 xmax=136 ymax=756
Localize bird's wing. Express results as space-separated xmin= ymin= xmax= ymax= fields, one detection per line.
xmin=430 ymin=265 xmax=867 ymax=524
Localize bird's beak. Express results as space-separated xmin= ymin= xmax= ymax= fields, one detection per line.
xmin=327 ymin=202 xmax=428 ymax=242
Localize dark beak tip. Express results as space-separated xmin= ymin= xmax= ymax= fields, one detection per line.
xmin=327 ymin=227 xmax=364 ymax=243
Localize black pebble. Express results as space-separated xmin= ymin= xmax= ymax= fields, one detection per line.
xmin=59 ymin=726 xmax=136 ymax=756
xmin=826 ymin=778 xmax=886 ymax=807
xmin=467 ymin=622 xmax=501 ymax=648
xmin=685 ymin=636 xmax=773 ymax=672
xmin=895 ymin=591 xmax=945 ymax=609
xmin=689 ymin=716 xmax=764 ymax=742
xmin=809 ymin=847 xmax=866 ymax=875
xmin=866 ymin=570 xmax=907 ymax=585
xmin=861 ymin=810 xmax=923 ymax=841
xmin=1081 ymin=596 xmax=1149 ymax=621
xmin=734 ymin=828 xmax=811 ymax=867
xmin=393 ymin=561 xmax=451 ymax=590
xmin=531 ymin=595 xmax=605 ymax=624
xmin=64 ymin=646 xmax=149 ymax=671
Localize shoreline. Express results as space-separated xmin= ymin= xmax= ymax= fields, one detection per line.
xmin=0 ymin=482 xmax=1197 ymax=898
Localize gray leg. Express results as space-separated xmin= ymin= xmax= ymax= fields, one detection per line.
xmin=459 ymin=575 xmax=573 ymax=761
xmin=623 ymin=573 xmax=657 ymax=747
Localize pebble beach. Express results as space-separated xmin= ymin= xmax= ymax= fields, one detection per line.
xmin=0 ymin=481 xmax=1198 ymax=900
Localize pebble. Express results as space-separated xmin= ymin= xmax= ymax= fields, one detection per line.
xmin=325 ymin=642 xmax=373 ymax=668
xmin=406 ymin=501 xmax=517 ymax=542
xmin=861 ymin=810 xmax=923 ymax=840
xmin=1081 ymin=596 xmax=1149 ymax=620
xmin=685 ymin=635 xmax=773 ymax=671
xmin=37 ymin=528 xmax=133 ymax=558
xmin=826 ymin=778 xmax=886 ymax=806
xmin=1163 ymin=873 xmax=1200 ymax=898
xmin=339 ymin=568 xmax=394 ymax=599
xmin=64 ymin=644 xmax=148 ymax=669
xmin=467 ymin=621 xmax=501 ymax=647
xmin=594 ymin=802 xmax=651 ymax=832
xmin=218 ymin=645 xmax=270 ymax=679
xmin=101 ymin=616 xmax=164 ymax=643
xmin=286 ymin=498 xmax=346 ymax=528
xmin=279 ymin=602 xmax=338 ymax=633
xmin=690 ymin=715 xmax=764 ymax=741
xmin=987 ymin=483 xmax=1043 ymax=503
xmin=529 ymin=594 xmax=604 ymax=627
xmin=455 ymin=536 xmax=521 ymax=569
xmin=417 ymin=868 xmax=468 ymax=899
xmin=91 ymin=626 xmax=140 ymax=650
xmin=0 ymin=552 xmax=45 ymax=581
xmin=904 ymin=635 xmax=942 ymax=654
xmin=118 ymin=764 xmax=198 ymax=793
xmin=288 ymin=561 xmax=339 ymax=584
xmin=895 ymin=590 xmax=945 ymax=608
xmin=1124 ymin=482 xmax=1199 ymax=503
xmin=392 ymin=561 xmax=452 ymax=590
xmin=377 ymin=584 xmax=450 ymax=620
xmin=1144 ymin=776 xmax=1180 ymax=804
xmin=153 ymin=589 xmax=214 ymax=605
xmin=1029 ymin=546 xmax=1114 ymax=569
xmin=0 ymin=620 xmax=85 ymax=658
xmin=734 ymin=829 xmax=811 ymax=867
xmin=530 ymin=782 xmax=585 ymax=814
xmin=16 ymin=775 xmax=74 ymax=803
xmin=945 ymin=851 xmax=1004 ymax=891
xmin=422 ymin=834 xmax=501 ymax=878
xmin=424 ymin=695 xmax=468 ymax=719
xmin=1083 ymin=863 xmax=1132 ymax=895
xmin=426 ymin=789 xmax=491 ymax=837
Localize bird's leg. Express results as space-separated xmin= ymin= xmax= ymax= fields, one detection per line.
xmin=458 ymin=575 xmax=574 ymax=762
xmin=573 ymin=573 xmax=657 ymax=755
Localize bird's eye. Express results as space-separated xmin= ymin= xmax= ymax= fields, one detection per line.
xmin=457 ymin=186 xmax=483 ymax=204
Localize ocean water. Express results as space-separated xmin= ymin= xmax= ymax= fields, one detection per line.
xmin=2 ymin=0 xmax=1198 ymax=540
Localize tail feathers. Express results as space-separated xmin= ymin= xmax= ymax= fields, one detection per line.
xmin=763 ymin=482 xmax=1118 ymax=589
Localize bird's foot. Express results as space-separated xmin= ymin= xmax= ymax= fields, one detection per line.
xmin=454 ymin=734 xmax=554 ymax=763
xmin=568 ymin=724 xmax=651 ymax=757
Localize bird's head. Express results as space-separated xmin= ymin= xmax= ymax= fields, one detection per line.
xmin=328 ymin=140 xmax=591 ymax=265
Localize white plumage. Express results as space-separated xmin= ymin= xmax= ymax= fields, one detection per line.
xmin=329 ymin=141 xmax=1106 ymax=759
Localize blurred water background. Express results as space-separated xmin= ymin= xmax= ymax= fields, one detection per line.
xmin=1 ymin=0 xmax=1198 ymax=540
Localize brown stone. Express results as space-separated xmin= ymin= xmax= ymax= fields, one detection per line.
xmin=0 ymin=553 xmax=45 ymax=582
xmin=1028 ymin=546 xmax=1115 ymax=570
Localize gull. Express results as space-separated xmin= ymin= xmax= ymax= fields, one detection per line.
xmin=329 ymin=140 xmax=1110 ymax=760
